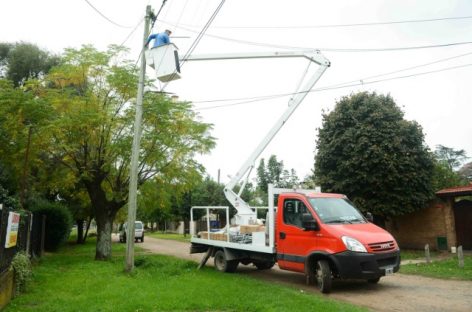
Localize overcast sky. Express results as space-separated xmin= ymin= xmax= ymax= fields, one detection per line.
xmin=2 ymin=0 xmax=472 ymax=184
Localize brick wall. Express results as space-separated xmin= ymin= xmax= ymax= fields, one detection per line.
xmin=385 ymin=198 xmax=456 ymax=250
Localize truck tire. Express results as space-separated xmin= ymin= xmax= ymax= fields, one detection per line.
xmin=315 ymin=259 xmax=332 ymax=293
xmin=214 ymin=250 xmax=238 ymax=273
xmin=253 ymin=261 xmax=275 ymax=270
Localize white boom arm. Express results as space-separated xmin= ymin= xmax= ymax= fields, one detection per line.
xmin=181 ymin=50 xmax=330 ymax=224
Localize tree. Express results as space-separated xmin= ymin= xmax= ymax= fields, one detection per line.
xmin=434 ymin=145 xmax=468 ymax=171
xmin=257 ymin=155 xmax=299 ymax=191
xmin=40 ymin=45 xmax=215 ymax=260
xmin=458 ymin=162 xmax=472 ymax=182
xmin=431 ymin=160 xmax=466 ymax=191
xmin=314 ymin=92 xmax=434 ymax=224
xmin=0 ymin=79 xmax=54 ymax=206
xmin=0 ymin=42 xmax=60 ymax=86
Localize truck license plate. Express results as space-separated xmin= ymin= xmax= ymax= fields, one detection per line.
xmin=385 ymin=267 xmax=394 ymax=276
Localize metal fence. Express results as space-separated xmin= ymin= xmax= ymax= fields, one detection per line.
xmin=0 ymin=206 xmax=44 ymax=274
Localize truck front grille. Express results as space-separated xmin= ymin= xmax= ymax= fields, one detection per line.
xmin=368 ymin=241 xmax=396 ymax=252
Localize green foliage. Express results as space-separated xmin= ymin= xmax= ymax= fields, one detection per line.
xmin=0 ymin=183 xmax=19 ymax=209
xmin=256 ymin=155 xmax=300 ymax=204
xmin=458 ymin=161 xmax=472 ymax=182
xmin=314 ymin=92 xmax=434 ymax=219
xmin=434 ymin=145 xmax=468 ymax=171
xmin=30 ymin=199 xmax=73 ymax=251
xmin=11 ymin=251 xmax=32 ymax=295
xmin=0 ymin=41 xmax=60 ymax=86
xmin=431 ymin=160 xmax=467 ymax=191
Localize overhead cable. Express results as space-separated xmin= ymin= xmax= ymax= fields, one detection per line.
xmin=161 ymin=0 xmax=226 ymax=91
xmin=83 ymin=0 xmax=132 ymax=28
xmin=192 ymin=50 xmax=472 ymax=105
xmin=165 ymin=14 xmax=472 ymax=29
xmin=157 ymin=20 xmax=472 ymax=52
xmin=194 ymin=61 xmax=472 ymax=111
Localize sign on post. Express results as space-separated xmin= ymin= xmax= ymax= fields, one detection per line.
xmin=5 ymin=211 xmax=20 ymax=248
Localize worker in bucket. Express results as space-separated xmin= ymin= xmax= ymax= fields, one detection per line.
xmin=146 ymin=29 xmax=172 ymax=49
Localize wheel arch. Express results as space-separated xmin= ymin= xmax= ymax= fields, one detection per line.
xmin=304 ymin=251 xmax=338 ymax=283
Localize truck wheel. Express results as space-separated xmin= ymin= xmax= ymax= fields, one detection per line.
xmin=254 ymin=261 xmax=275 ymax=270
xmin=367 ymin=277 xmax=380 ymax=284
xmin=141 ymin=236 xmax=144 ymax=243
xmin=214 ymin=250 xmax=238 ymax=273
xmin=315 ymin=260 xmax=332 ymax=293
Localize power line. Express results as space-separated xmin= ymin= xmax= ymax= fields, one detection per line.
xmin=194 ymin=61 xmax=472 ymax=111
xmin=167 ymin=14 xmax=472 ymax=30
xmin=158 ymin=21 xmax=472 ymax=52
xmin=83 ymin=0 xmax=132 ymax=28
xmin=161 ymin=0 xmax=226 ymax=91
xmin=120 ymin=17 xmax=144 ymax=47
xmin=193 ymin=50 xmax=472 ymax=105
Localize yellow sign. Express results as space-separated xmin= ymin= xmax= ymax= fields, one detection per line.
xmin=5 ymin=212 xmax=20 ymax=248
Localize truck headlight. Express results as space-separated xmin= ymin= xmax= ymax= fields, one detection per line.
xmin=342 ymin=236 xmax=367 ymax=253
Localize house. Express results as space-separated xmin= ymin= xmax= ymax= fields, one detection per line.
xmin=385 ymin=183 xmax=472 ymax=251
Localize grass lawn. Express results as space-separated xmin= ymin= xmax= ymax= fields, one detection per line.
xmin=400 ymin=249 xmax=439 ymax=261
xmin=147 ymin=231 xmax=191 ymax=242
xmin=6 ymin=238 xmax=364 ymax=312
xmin=401 ymin=254 xmax=472 ymax=280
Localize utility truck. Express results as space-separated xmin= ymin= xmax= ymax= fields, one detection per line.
xmin=147 ymin=47 xmax=401 ymax=293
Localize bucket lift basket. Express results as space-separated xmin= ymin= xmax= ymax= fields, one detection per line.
xmin=145 ymin=43 xmax=181 ymax=82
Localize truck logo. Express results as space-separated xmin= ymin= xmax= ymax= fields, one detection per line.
xmin=380 ymin=243 xmax=391 ymax=249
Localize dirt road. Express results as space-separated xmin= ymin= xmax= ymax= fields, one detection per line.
xmin=135 ymin=236 xmax=472 ymax=312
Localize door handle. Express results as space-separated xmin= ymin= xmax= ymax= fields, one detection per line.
xmin=279 ymin=232 xmax=286 ymax=239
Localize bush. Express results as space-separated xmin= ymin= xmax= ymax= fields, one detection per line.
xmin=31 ymin=199 xmax=73 ymax=251
xmin=11 ymin=251 xmax=32 ymax=295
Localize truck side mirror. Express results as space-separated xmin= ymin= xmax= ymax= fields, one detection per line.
xmin=366 ymin=212 xmax=373 ymax=223
xmin=302 ymin=213 xmax=319 ymax=231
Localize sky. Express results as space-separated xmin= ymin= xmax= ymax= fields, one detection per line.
xmin=2 ymin=0 xmax=472 ymax=184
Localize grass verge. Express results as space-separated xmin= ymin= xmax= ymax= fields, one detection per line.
xmin=147 ymin=231 xmax=191 ymax=242
xmin=401 ymin=255 xmax=472 ymax=280
xmin=5 ymin=238 xmax=364 ymax=312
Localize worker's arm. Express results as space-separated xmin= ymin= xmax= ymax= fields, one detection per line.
xmin=146 ymin=33 xmax=158 ymax=47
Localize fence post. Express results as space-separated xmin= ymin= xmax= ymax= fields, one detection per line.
xmin=25 ymin=212 xmax=33 ymax=257
xmin=40 ymin=215 xmax=46 ymax=256
xmin=425 ymin=244 xmax=431 ymax=264
xmin=458 ymin=246 xmax=464 ymax=268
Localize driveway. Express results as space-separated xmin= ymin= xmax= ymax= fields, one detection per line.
xmin=132 ymin=236 xmax=472 ymax=312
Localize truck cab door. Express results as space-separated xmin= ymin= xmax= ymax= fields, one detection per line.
xmin=276 ymin=197 xmax=317 ymax=272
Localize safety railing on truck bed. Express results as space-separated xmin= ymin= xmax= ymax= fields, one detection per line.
xmin=190 ymin=206 xmax=275 ymax=253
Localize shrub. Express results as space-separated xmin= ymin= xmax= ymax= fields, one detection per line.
xmin=11 ymin=251 xmax=32 ymax=295
xmin=31 ymin=199 xmax=73 ymax=251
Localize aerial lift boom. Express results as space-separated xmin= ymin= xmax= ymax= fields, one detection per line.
xmin=181 ymin=50 xmax=330 ymax=225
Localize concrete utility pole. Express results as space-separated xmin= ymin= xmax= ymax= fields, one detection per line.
xmin=125 ymin=5 xmax=152 ymax=272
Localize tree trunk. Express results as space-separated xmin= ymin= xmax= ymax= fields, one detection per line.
xmin=76 ymin=219 xmax=84 ymax=244
xmin=95 ymin=210 xmax=115 ymax=260
xmin=83 ymin=216 xmax=92 ymax=243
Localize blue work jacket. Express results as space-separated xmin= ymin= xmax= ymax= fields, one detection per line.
xmin=147 ymin=32 xmax=170 ymax=48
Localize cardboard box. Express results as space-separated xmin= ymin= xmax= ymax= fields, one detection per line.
xmin=198 ymin=232 xmax=228 ymax=241
xmin=240 ymin=224 xmax=264 ymax=234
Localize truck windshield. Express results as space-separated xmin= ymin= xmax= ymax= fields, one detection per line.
xmin=308 ymin=198 xmax=366 ymax=224
xmin=135 ymin=222 xmax=143 ymax=229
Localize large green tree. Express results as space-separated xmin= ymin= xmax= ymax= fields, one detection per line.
xmin=0 ymin=42 xmax=60 ymax=86
xmin=314 ymin=92 xmax=434 ymax=224
xmin=40 ymin=45 xmax=215 ymax=260
xmin=0 ymin=79 xmax=54 ymax=206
